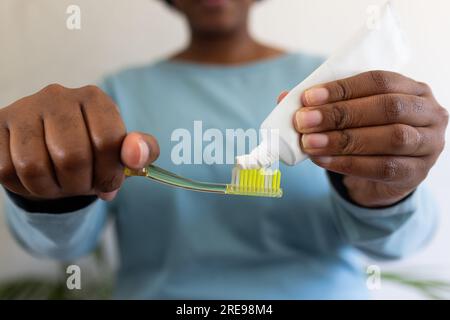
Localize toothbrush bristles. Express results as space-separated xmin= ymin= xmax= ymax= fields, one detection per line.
xmin=228 ymin=167 xmax=282 ymax=197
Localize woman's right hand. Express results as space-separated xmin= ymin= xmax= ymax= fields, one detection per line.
xmin=0 ymin=84 xmax=159 ymax=201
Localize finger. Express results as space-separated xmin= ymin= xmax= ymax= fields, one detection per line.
xmin=301 ymin=70 xmax=431 ymax=106
xmin=121 ymin=131 xmax=160 ymax=170
xmin=301 ymin=124 xmax=436 ymax=157
xmin=295 ymin=93 xmax=433 ymax=133
xmin=311 ymin=155 xmax=426 ymax=185
xmin=277 ymin=91 xmax=289 ymax=104
xmin=9 ymin=119 xmax=61 ymax=198
xmin=98 ymin=189 xmax=119 ymax=201
xmin=44 ymin=106 xmax=93 ymax=195
xmin=0 ymin=126 xmax=30 ymax=195
xmin=80 ymin=87 xmax=127 ymax=193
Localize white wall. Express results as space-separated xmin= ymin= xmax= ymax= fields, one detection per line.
xmin=1 ymin=0 xmax=450 ymax=299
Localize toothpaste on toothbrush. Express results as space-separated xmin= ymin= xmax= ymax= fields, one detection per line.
xmin=236 ymin=2 xmax=410 ymax=170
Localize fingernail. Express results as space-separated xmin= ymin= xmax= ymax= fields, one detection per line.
xmin=98 ymin=189 xmax=119 ymax=201
xmin=302 ymin=134 xmax=329 ymax=149
xmin=304 ymin=87 xmax=329 ymax=106
xmin=295 ymin=110 xmax=322 ymax=130
xmin=312 ymin=156 xmax=333 ymax=165
xmin=137 ymin=138 xmax=149 ymax=168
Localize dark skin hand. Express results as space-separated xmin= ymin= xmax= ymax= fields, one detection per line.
xmin=279 ymin=70 xmax=448 ymax=207
xmin=0 ymin=84 xmax=160 ymax=201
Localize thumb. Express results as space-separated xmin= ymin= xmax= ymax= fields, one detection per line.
xmin=121 ymin=131 xmax=160 ymax=169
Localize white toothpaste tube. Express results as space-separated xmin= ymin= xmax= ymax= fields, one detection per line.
xmin=236 ymin=2 xmax=410 ymax=169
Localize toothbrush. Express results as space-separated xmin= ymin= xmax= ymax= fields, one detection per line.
xmin=124 ymin=165 xmax=282 ymax=198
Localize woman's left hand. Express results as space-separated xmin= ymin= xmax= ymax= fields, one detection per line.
xmin=289 ymin=70 xmax=448 ymax=207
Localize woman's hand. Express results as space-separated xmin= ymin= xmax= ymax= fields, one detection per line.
xmin=289 ymin=70 xmax=448 ymax=207
xmin=0 ymin=84 xmax=159 ymax=201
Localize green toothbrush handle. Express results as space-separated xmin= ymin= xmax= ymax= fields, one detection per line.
xmin=124 ymin=165 xmax=226 ymax=194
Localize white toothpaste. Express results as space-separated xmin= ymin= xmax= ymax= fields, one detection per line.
xmin=236 ymin=2 xmax=410 ymax=169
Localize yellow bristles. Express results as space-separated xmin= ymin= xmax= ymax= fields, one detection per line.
xmin=227 ymin=167 xmax=282 ymax=198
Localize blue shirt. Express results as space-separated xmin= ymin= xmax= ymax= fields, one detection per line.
xmin=3 ymin=53 xmax=437 ymax=299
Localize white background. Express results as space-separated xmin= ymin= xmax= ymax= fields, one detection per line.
xmin=1 ymin=0 xmax=449 ymax=299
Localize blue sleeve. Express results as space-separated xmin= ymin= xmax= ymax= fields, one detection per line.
xmin=2 ymin=189 xmax=108 ymax=261
xmin=330 ymin=184 xmax=438 ymax=259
